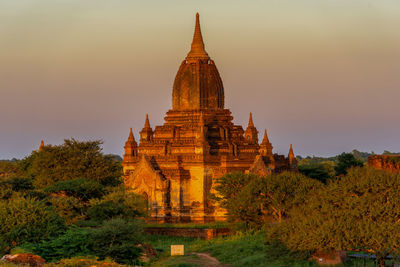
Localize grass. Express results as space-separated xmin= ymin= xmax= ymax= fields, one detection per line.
xmin=143 ymin=234 xmax=200 ymax=257
xmin=190 ymin=231 xmax=318 ymax=267
xmin=146 ymin=230 xmax=319 ymax=267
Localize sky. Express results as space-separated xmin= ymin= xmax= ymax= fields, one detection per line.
xmin=0 ymin=0 xmax=399 ymax=159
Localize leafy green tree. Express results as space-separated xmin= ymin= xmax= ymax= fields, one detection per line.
xmin=334 ymin=153 xmax=363 ymax=176
xmin=214 ymin=172 xmax=322 ymax=228
xmin=213 ymin=172 xmax=260 ymax=208
xmin=298 ymin=163 xmax=334 ymax=183
xmin=266 ymin=167 xmax=400 ymax=267
xmin=0 ymin=195 xmax=66 ymax=252
xmin=20 ymin=139 xmax=122 ymax=188
xmin=89 ymin=218 xmax=143 ymax=265
xmin=45 ymin=178 xmax=105 ymax=201
xmin=87 ymin=190 xmax=147 ymax=223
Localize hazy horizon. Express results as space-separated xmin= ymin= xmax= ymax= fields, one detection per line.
xmin=1 ymin=0 xmax=399 ymax=159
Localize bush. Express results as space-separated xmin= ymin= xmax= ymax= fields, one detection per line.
xmin=26 ymin=226 xmax=91 ymax=262
xmin=0 ymin=195 xmax=66 ymax=251
xmin=53 ymin=256 xmax=126 ymax=266
xmin=89 ymin=218 xmax=143 ymax=265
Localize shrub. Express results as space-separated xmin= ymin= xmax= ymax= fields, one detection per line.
xmin=0 ymin=195 xmax=66 ymax=251
xmin=53 ymin=256 xmax=126 ymax=267
xmin=27 ymin=226 xmax=91 ymax=262
xmin=49 ymin=196 xmax=85 ymax=224
xmin=89 ymin=218 xmax=143 ymax=265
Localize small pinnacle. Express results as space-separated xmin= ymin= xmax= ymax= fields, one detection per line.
xmin=248 ymin=112 xmax=254 ymax=128
xmin=128 ymin=128 xmax=134 ymax=140
xmin=144 ymin=114 xmax=151 ymax=128
xmin=262 ymin=129 xmax=270 ymax=144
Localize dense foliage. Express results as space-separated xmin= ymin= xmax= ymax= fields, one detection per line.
xmin=0 ymin=139 xmax=146 ymax=265
xmin=214 ymin=172 xmax=322 ymax=227
xmin=20 ymin=139 xmax=122 ymax=188
xmin=334 ymin=153 xmax=364 ymax=176
xmin=298 ymin=162 xmax=334 ymax=183
xmin=0 ymin=195 xmax=66 ymax=251
xmin=266 ymin=167 xmax=400 ymax=267
xmin=90 ymin=218 xmax=143 ymax=264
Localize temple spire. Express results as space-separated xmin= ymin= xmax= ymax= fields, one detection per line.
xmin=288 ymin=144 xmax=296 ymax=167
xmin=144 ymin=114 xmax=151 ymax=128
xmin=127 ymin=128 xmax=137 ymax=146
xmin=288 ymin=144 xmax=294 ymax=159
xmin=186 ymin=13 xmax=209 ymax=60
xmin=262 ymin=129 xmax=270 ymax=144
xmin=248 ymin=112 xmax=254 ymax=128
xmin=38 ymin=140 xmax=44 ymax=152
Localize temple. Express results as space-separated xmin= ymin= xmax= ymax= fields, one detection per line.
xmin=122 ymin=13 xmax=297 ymax=223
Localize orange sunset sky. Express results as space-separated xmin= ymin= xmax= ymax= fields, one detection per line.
xmin=1 ymin=0 xmax=399 ymax=159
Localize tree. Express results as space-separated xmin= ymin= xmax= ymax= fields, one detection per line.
xmin=89 ymin=218 xmax=143 ymax=265
xmin=45 ymin=178 xmax=105 ymax=201
xmin=20 ymin=139 xmax=122 ymax=188
xmin=213 ymin=172 xmax=259 ymax=209
xmin=298 ymin=163 xmax=334 ymax=183
xmin=214 ymin=172 xmax=322 ymax=228
xmin=266 ymin=167 xmax=400 ymax=267
xmin=334 ymin=153 xmax=363 ymax=176
xmin=87 ymin=189 xmax=147 ymax=223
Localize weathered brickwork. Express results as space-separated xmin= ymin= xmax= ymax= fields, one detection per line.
xmin=368 ymin=155 xmax=400 ymax=172
xmin=122 ymin=13 xmax=296 ymax=223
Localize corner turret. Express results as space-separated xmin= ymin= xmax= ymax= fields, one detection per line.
xmin=124 ymin=128 xmax=138 ymax=160
xmin=259 ymin=129 xmax=273 ymax=156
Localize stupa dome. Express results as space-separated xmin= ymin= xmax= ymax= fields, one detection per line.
xmin=172 ymin=13 xmax=224 ymax=110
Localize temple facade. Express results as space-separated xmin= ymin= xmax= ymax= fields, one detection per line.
xmin=122 ymin=14 xmax=297 ymax=223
